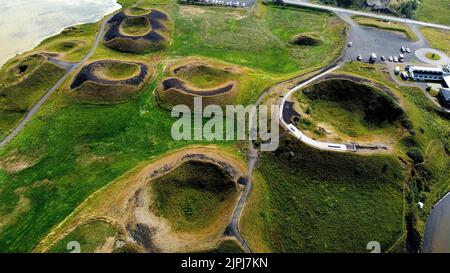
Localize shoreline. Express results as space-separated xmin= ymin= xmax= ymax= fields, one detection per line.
xmin=0 ymin=1 xmax=122 ymax=69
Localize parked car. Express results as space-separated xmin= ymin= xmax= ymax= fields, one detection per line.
xmin=348 ymin=42 xmax=353 ymax=47
xmin=388 ymin=56 xmax=393 ymax=62
xmin=394 ymin=56 xmax=399 ymax=62
xmin=406 ymin=48 xmax=411 ymax=53
xmin=381 ymin=56 xmax=386 ymax=61
xmin=357 ymin=55 xmax=362 ymax=61
xmin=394 ymin=66 xmax=400 ymax=74
xmin=401 ymin=46 xmax=406 ymax=53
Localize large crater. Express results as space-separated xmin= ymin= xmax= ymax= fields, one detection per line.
xmin=104 ymin=8 xmax=170 ymax=54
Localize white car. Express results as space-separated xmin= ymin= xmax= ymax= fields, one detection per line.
xmin=406 ymin=48 xmax=411 ymax=53
xmin=357 ymin=55 xmax=362 ymax=61
xmin=381 ymin=56 xmax=386 ymax=61
xmin=394 ymin=56 xmax=399 ymax=62
xmin=348 ymin=42 xmax=353 ymax=47
xmin=401 ymin=46 xmax=406 ymax=53
xmin=388 ymin=56 xmax=393 ymax=62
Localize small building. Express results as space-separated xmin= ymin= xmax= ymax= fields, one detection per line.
xmin=438 ymin=88 xmax=450 ymax=108
xmin=408 ymin=66 xmax=446 ymax=82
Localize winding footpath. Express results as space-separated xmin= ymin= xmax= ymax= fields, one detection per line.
xmin=0 ymin=13 xmax=114 ymax=149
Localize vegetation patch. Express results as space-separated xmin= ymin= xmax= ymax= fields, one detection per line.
xmin=105 ymin=9 xmax=170 ymax=53
xmin=48 ymin=221 xmax=116 ymax=253
xmin=0 ymin=54 xmax=65 ymax=138
xmin=425 ymin=52 xmax=441 ymax=61
xmin=295 ymin=78 xmax=406 ymax=142
xmin=156 ymin=59 xmax=241 ymax=108
xmin=120 ymin=16 xmax=152 ymax=36
xmin=241 ymin=137 xmax=405 ymax=252
xmin=420 ymin=28 xmax=450 ymax=56
xmin=70 ymin=60 xmax=152 ymax=103
xmin=352 ymin=16 xmax=418 ymax=41
xmin=291 ymin=33 xmax=323 ymax=46
xmin=152 ymin=160 xmax=238 ymax=232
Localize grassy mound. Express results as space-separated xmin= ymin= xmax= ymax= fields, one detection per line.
xmin=174 ymin=64 xmax=235 ymax=89
xmin=203 ymin=240 xmax=245 ymax=253
xmin=125 ymin=7 xmax=151 ymax=16
xmin=242 ymin=137 xmax=405 ymax=252
xmin=48 ymin=221 xmax=116 ymax=253
xmin=92 ymin=62 xmax=140 ymax=80
xmin=157 ymin=61 xmax=240 ymax=108
xmin=152 ymin=161 xmax=237 ymax=232
xmin=297 ymin=78 xmax=406 ymax=139
xmin=120 ymin=17 xmax=151 ymax=36
xmin=425 ymin=52 xmax=441 ymax=61
xmin=0 ymin=55 xmax=65 ymax=138
xmin=291 ymin=33 xmax=323 ymax=46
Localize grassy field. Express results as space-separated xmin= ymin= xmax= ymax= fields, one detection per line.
xmin=425 ymin=52 xmax=441 ymax=61
xmin=242 ymin=138 xmax=405 ymax=252
xmin=0 ymin=0 xmax=350 ymax=253
xmin=0 ymin=56 xmax=65 ymax=139
xmin=170 ymin=4 xmax=346 ymax=75
xmin=174 ymin=64 xmax=237 ymax=89
xmin=48 ymin=221 xmax=116 ymax=253
xmin=120 ymin=17 xmax=151 ymax=36
xmin=295 ymin=78 xmax=405 ymax=141
xmin=420 ymin=28 xmax=450 ymax=56
xmin=416 ymin=0 xmax=450 ymax=26
xmin=352 ymin=16 xmax=418 ymax=41
xmin=153 ymin=161 xmax=237 ymax=232
xmin=93 ymin=61 xmax=140 ymax=80
xmin=338 ymin=62 xmax=450 ymax=251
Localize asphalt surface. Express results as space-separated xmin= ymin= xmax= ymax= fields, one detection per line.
xmin=0 ymin=13 xmax=115 ymax=149
xmin=283 ymin=0 xmax=450 ymax=30
xmin=423 ymin=192 xmax=450 ymax=253
xmin=337 ymin=12 xmax=429 ymax=63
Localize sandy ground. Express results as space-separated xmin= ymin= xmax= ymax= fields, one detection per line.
xmin=34 ymin=146 xmax=247 ymax=253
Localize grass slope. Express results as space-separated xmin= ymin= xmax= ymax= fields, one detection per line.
xmin=153 ymin=161 xmax=237 ymax=231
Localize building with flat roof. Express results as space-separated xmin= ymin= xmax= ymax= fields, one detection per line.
xmin=438 ymin=88 xmax=450 ymax=108
xmin=408 ymin=64 xmax=450 ymax=87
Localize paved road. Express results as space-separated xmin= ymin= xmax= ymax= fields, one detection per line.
xmin=423 ymin=192 xmax=450 ymax=253
xmin=283 ymin=0 xmax=450 ymax=30
xmin=278 ymin=65 xmax=355 ymax=152
xmin=0 ymin=13 xmax=114 ymax=149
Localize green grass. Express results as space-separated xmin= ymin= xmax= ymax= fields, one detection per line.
xmin=48 ymin=221 xmax=116 ymax=253
xmin=175 ymin=64 xmax=237 ymax=89
xmin=0 ymin=60 xmax=65 ymax=138
xmin=243 ymin=138 xmax=405 ymax=252
xmin=425 ymin=52 xmax=441 ymax=61
xmin=416 ymin=0 xmax=450 ymax=26
xmin=352 ymin=16 xmax=418 ymax=41
xmin=203 ymin=240 xmax=245 ymax=253
xmin=153 ymin=161 xmax=237 ymax=232
xmin=93 ymin=61 xmax=140 ymax=80
xmin=120 ymin=17 xmax=151 ymax=36
xmin=296 ymin=79 xmax=405 ymax=139
xmin=420 ymin=28 xmax=450 ymax=56
xmin=170 ymin=4 xmax=345 ymax=74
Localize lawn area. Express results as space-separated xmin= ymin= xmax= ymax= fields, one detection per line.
xmin=420 ymin=28 xmax=450 ymax=56
xmin=48 ymin=221 xmax=116 ymax=253
xmin=169 ymin=3 xmax=346 ymax=75
xmin=153 ymin=161 xmax=238 ymax=232
xmin=0 ymin=58 xmax=65 ymax=139
xmin=242 ymin=138 xmax=405 ymax=252
xmin=352 ymin=16 xmax=418 ymax=41
xmin=416 ymin=0 xmax=450 ymax=26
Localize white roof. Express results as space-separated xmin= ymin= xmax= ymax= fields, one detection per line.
xmin=444 ymin=75 xmax=450 ymax=87
xmin=409 ymin=66 xmax=443 ymax=72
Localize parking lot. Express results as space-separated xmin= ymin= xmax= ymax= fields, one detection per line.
xmin=338 ymin=12 xmax=429 ymax=64
xmin=196 ymin=0 xmax=256 ymax=8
